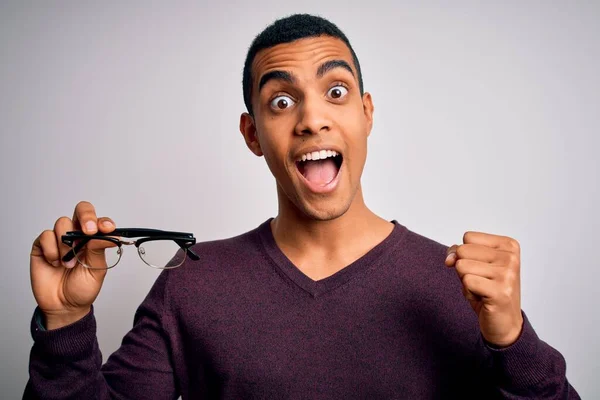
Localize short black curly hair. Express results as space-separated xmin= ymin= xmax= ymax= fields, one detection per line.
xmin=243 ymin=14 xmax=364 ymax=116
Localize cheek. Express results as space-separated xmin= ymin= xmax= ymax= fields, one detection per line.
xmin=338 ymin=103 xmax=368 ymax=139
xmin=256 ymin=122 xmax=292 ymax=173
xmin=339 ymin=107 xmax=369 ymax=174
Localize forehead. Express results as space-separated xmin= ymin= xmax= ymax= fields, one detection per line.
xmin=252 ymin=36 xmax=356 ymax=84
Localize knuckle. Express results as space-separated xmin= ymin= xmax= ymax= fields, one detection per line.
xmin=501 ymin=285 xmax=513 ymax=300
xmin=76 ymin=201 xmax=96 ymax=217
xmin=507 ymin=253 xmax=519 ymax=266
xmin=54 ymin=216 xmax=71 ymax=228
xmin=462 ymin=273 xmax=473 ymax=287
xmin=513 ymin=260 xmax=521 ymax=271
xmin=81 ymin=213 xmax=96 ymax=223
xmin=39 ymin=230 xmax=59 ymax=254
xmin=42 ymin=229 xmax=54 ymax=237
xmin=485 ymin=303 xmax=498 ymax=313
xmin=504 ymin=269 xmax=517 ymax=285
xmin=40 ymin=229 xmax=55 ymax=243
xmin=507 ymin=238 xmax=520 ymax=252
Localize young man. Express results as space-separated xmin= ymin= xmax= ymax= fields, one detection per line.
xmin=26 ymin=14 xmax=579 ymax=399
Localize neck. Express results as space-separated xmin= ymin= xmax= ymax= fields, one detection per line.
xmin=271 ymin=184 xmax=390 ymax=256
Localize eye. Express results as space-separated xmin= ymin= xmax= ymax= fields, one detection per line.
xmin=327 ymin=85 xmax=348 ymax=100
xmin=270 ymin=95 xmax=296 ymax=110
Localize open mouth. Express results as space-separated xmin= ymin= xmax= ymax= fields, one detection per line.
xmin=295 ymin=150 xmax=343 ymax=188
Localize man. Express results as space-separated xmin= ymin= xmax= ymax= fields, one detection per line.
xmin=25 ymin=14 xmax=579 ymax=399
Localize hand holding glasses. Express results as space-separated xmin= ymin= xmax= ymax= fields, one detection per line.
xmin=30 ymin=201 xmax=201 ymax=330
xmin=61 ymin=228 xmax=200 ymax=270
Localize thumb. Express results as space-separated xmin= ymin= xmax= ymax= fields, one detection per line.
xmin=83 ymin=237 xmax=120 ymax=269
xmin=445 ymin=244 xmax=458 ymax=267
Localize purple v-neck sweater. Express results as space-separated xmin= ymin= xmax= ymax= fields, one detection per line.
xmin=25 ymin=219 xmax=579 ymax=399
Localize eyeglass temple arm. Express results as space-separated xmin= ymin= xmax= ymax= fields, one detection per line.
xmin=62 ymin=237 xmax=91 ymax=262
xmin=176 ymin=240 xmax=200 ymax=261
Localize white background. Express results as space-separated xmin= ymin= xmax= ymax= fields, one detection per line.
xmin=1 ymin=1 xmax=598 ymax=398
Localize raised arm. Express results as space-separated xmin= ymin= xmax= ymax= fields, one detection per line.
xmin=24 ymin=201 xmax=178 ymax=399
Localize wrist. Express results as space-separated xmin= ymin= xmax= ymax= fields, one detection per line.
xmin=485 ymin=314 xmax=525 ymax=348
xmin=43 ymin=306 xmax=91 ymax=330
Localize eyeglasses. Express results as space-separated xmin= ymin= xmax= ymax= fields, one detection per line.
xmin=61 ymin=228 xmax=199 ymax=270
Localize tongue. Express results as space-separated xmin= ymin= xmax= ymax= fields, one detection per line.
xmin=303 ymin=158 xmax=338 ymax=186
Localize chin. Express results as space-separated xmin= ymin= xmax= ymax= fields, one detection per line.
xmin=276 ymin=159 xmax=361 ymax=222
xmin=296 ymin=196 xmax=354 ymax=222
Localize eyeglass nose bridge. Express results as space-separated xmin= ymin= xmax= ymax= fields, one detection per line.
xmin=119 ymin=239 xmax=137 ymax=246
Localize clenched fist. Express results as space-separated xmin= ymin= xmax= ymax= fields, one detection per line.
xmin=445 ymin=231 xmax=524 ymax=347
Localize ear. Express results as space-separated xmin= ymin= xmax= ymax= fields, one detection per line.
xmin=239 ymin=113 xmax=263 ymax=157
xmin=362 ymin=92 xmax=374 ymax=137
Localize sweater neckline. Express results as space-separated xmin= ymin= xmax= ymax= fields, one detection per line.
xmin=256 ymin=218 xmax=407 ymax=298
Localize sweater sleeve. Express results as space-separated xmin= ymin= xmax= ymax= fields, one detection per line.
xmin=484 ymin=311 xmax=580 ymax=399
xmin=23 ymin=271 xmax=178 ymax=400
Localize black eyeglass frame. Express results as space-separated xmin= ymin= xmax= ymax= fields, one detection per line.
xmin=61 ymin=228 xmax=200 ymax=268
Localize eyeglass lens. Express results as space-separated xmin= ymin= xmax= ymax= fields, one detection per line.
xmin=71 ymin=238 xmax=187 ymax=270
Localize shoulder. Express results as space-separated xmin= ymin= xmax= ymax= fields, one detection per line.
xmin=190 ymin=225 xmax=264 ymax=262
xmin=393 ymin=221 xmax=450 ymax=267
xmin=392 ymin=224 xmax=480 ymax=339
xmin=156 ymin=220 xmax=275 ymax=319
xmin=161 ymin=220 xmax=269 ymax=287
xmin=388 ymin=222 xmax=463 ymax=294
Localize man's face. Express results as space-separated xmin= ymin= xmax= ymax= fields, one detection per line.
xmin=241 ymin=36 xmax=374 ymax=221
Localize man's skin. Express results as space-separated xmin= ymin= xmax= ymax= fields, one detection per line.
xmin=30 ymin=36 xmax=523 ymax=352
xmin=239 ymin=36 xmax=393 ymax=281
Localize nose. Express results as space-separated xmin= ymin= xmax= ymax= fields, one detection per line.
xmin=294 ymin=94 xmax=331 ymax=136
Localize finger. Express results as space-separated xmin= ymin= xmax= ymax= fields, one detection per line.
xmin=54 ymin=217 xmax=77 ymax=268
xmin=454 ymin=259 xmax=497 ymax=280
xmin=461 ymin=285 xmax=482 ymax=303
xmin=456 ymin=244 xmax=500 ymax=264
xmin=84 ymin=238 xmax=118 ymax=269
xmin=35 ymin=229 xmax=62 ymax=267
xmin=83 ymin=221 xmax=119 ymax=268
xmin=463 ymin=231 xmax=520 ymax=253
xmin=72 ymin=201 xmax=98 ymax=235
xmin=97 ymin=217 xmax=116 ymax=234
xmin=445 ymin=245 xmax=459 ymax=266
xmin=462 ymin=273 xmax=496 ymax=299
xmin=86 ymin=217 xmax=118 ymax=268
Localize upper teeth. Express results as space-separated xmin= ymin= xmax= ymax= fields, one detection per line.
xmin=298 ymin=150 xmax=339 ymax=162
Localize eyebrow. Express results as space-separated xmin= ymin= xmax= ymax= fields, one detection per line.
xmin=316 ymin=59 xmax=355 ymax=79
xmin=258 ymin=70 xmax=296 ymax=93
xmin=257 ymin=59 xmax=355 ymax=94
